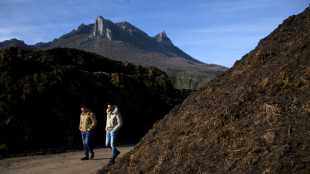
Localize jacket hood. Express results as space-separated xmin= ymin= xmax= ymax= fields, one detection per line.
xmin=106 ymin=105 xmax=119 ymax=114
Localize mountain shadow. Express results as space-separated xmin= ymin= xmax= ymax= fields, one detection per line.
xmin=98 ymin=6 xmax=310 ymax=174
xmin=0 ymin=47 xmax=190 ymax=157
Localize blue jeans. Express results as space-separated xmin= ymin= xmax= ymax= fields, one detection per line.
xmin=81 ymin=131 xmax=94 ymax=157
xmin=106 ymin=130 xmax=118 ymax=158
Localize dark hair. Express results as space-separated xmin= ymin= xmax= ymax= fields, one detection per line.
xmin=107 ymin=102 xmax=114 ymax=106
xmin=81 ymin=104 xmax=88 ymax=108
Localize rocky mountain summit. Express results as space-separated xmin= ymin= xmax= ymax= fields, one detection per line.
xmin=0 ymin=47 xmax=190 ymax=156
xmin=98 ymin=6 xmax=310 ymax=174
xmin=0 ymin=16 xmax=227 ymax=89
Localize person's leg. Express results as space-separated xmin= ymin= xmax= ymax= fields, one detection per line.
xmin=106 ymin=130 xmax=112 ymax=148
xmin=81 ymin=131 xmax=88 ymax=158
xmin=108 ymin=131 xmax=120 ymax=164
xmin=85 ymin=131 xmax=94 ymax=158
xmin=111 ymin=131 xmax=119 ymax=158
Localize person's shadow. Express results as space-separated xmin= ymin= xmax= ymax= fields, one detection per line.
xmin=92 ymin=158 xmax=111 ymax=160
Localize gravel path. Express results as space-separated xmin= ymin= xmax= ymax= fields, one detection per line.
xmin=0 ymin=145 xmax=134 ymax=174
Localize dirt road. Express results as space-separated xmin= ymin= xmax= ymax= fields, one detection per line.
xmin=0 ymin=145 xmax=134 ymax=174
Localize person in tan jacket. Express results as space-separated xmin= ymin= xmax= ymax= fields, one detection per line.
xmin=79 ymin=105 xmax=97 ymax=160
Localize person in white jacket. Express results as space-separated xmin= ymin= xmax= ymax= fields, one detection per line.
xmin=105 ymin=103 xmax=123 ymax=164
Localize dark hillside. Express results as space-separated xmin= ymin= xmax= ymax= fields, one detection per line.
xmin=0 ymin=47 xmax=189 ymax=156
xmin=98 ymin=6 xmax=310 ymax=174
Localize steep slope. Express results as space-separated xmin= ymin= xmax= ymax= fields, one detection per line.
xmin=98 ymin=6 xmax=310 ymax=174
xmin=0 ymin=16 xmax=227 ymax=89
xmin=0 ymin=47 xmax=189 ymax=156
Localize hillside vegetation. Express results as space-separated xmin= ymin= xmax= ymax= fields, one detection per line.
xmin=166 ymin=69 xmax=224 ymax=89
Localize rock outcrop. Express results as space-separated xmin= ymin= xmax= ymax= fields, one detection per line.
xmin=154 ymin=31 xmax=173 ymax=47
xmin=93 ymin=16 xmax=114 ymax=40
xmin=0 ymin=47 xmax=189 ymax=157
xmin=98 ymin=6 xmax=310 ymax=174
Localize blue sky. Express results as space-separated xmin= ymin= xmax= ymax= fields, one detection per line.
xmin=0 ymin=0 xmax=308 ymax=67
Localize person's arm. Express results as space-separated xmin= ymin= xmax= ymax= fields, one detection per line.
xmin=79 ymin=115 xmax=82 ymax=131
xmin=88 ymin=113 xmax=97 ymax=130
xmin=113 ymin=114 xmax=123 ymax=131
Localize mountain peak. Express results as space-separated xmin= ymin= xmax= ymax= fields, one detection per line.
xmin=117 ymin=21 xmax=141 ymax=37
xmin=92 ymin=16 xmax=113 ymax=39
xmin=154 ymin=30 xmax=172 ymax=46
xmin=0 ymin=38 xmax=28 ymax=49
xmin=118 ymin=21 xmax=136 ymax=31
xmin=159 ymin=30 xmax=167 ymax=37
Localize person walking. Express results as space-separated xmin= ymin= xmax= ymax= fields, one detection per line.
xmin=79 ymin=105 xmax=97 ymax=160
xmin=106 ymin=103 xmax=123 ymax=164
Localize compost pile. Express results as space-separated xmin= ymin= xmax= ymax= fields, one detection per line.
xmin=0 ymin=47 xmax=189 ymax=156
xmin=98 ymin=6 xmax=310 ymax=174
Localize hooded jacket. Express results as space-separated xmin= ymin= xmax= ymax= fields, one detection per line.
xmin=106 ymin=105 xmax=123 ymax=131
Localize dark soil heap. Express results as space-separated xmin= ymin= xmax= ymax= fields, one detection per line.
xmin=98 ymin=6 xmax=310 ymax=174
xmin=0 ymin=47 xmax=189 ymax=156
